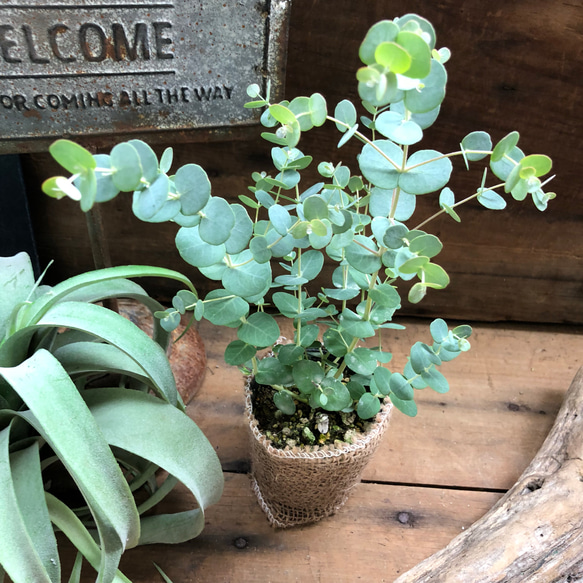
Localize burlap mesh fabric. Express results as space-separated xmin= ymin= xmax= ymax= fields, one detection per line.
xmin=245 ymin=375 xmax=392 ymax=528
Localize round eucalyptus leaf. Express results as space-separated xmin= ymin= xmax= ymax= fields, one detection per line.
xmin=296 ymin=324 xmax=320 ymax=348
xmin=224 ymin=340 xmax=257 ymax=366
xmin=334 ymin=99 xmax=357 ymax=131
xmin=292 ymin=359 xmax=325 ymax=394
xmin=391 ymin=99 xmax=440 ymax=130
xmin=203 ymin=289 xmax=249 ymax=326
xmin=389 ymin=393 xmax=418 ymax=417
xmin=395 ymin=30 xmax=431 ymax=79
xmin=369 ymin=188 xmax=393 ymax=218
xmin=396 ymin=14 xmax=436 ymax=49
xmin=375 ymin=41 xmax=411 ymax=73
xmin=339 ymin=309 xmax=376 ymax=339
xmin=376 ymin=111 xmax=423 ymax=145
xmin=358 ymin=140 xmax=404 ymax=189
xmin=490 ymin=146 xmax=524 ymax=181
xmin=461 ymin=131 xmax=492 ymax=162
xmin=94 ymin=155 xmax=120 ymax=203
xmin=409 ymin=234 xmax=443 ymax=258
xmin=408 ymin=282 xmax=427 ymax=304
xmin=373 ymin=365 xmax=392 ymax=395
xmin=110 ymin=142 xmax=143 ymax=191
xmin=347 ymin=380 xmax=366 ymax=401
xmin=383 ymin=224 xmax=409 ymax=249
xmin=400 ymin=149 xmax=452 ymax=195
xmin=159 ymin=147 xmax=173 ymax=173
xmin=398 ymin=255 xmax=429 ymax=274
xmin=389 ymin=372 xmax=414 ymax=400
xmin=199 ymin=198 xmax=235 ymax=245
xmin=269 ymin=204 xmax=293 ymax=236
xmin=345 ymin=235 xmax=382 ymax=274
xmin=303 ymin=196 xmax=329 ymax=221
xmin=453 ymin=324 xmax=473 ymax=339
xmin=323 ymin=327 xmax=354 ymax=357
xmin=273 ymin=391 xmax=296 ymax=415
xmin=238 ymin=312 xmax=280 ymax=348
xmin=439 ymin=186 xmax=455 ymax=207
xmin=224 ymin=204 xmax=253 ymax=254
xmin=421 ymin=366 xmax=449 ymax=393
xmin=356 ymin=393 xmax=381 ymax=419
xmin=410 ymin=342 xmax=441 ymax=375
xmin=320 ymin=379 xmax=352 ymax=411
xmin=289 ymin=96 xmax=313 ymax=131
xmin=491 ymin=131 xmax=520 ymax=162
xmin=309 ymin=93 xmax=327 ymax=127
xmin=172 ymin=212 xmax=201 ymax=228
xmin=359 ymin=20 xmax=399 ymax=64
xmin=394 ymin=190 xmax=416 ymax=221
xmin=249 ymin=235 xmax=272 ymax=264
xmin=404 ymin=59 xmax=447 ymax=114
xmin=422 ymin=262 xmax=450 ymax=288
xmin=256 ymin=356 xmax=294 ymax=386
xmin=277 ymin=344 xmax=305 ymax=366
xmin=176 ymin=226 xmax=226 ymax=268
xmin=358 ymin=68 xmax=401 ymax=107
xmin=344 ymin=348 xmax=379 ymax=375
xmin=272 ymin=292 xmax=299 ymax=318
xmin=198 ymin=261 xmax=227 ymax=281
xmin=295 ymin=249 xmax=324 ymax=281
xmin=430 ymin=318 xmax=449 ymax=343
xmin=135 ymin=173 xmax=170 ymax=219
xmin=49 ymin=139 xmax=96 ymax=174
xmin=369 ymin=283 xmax=401 ymax=308
xmin=223 ymin=250 xmax=272 ymax=298
xmin=174 ymin=164 xmax=211 ymax=216
xmin=128 ymin=139 xmax=159 ymax=183
xmin=477 ymin=189 xmax=507 ymax=210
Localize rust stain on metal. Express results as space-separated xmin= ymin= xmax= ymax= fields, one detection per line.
xmin=0 ymin=0 xmax=291 ymax=153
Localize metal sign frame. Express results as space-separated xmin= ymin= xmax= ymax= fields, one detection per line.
xmin=0 ymin=0 xmax=291 ymax=153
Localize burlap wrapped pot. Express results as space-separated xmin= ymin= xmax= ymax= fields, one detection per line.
xmin=245 ymin=375 xmax=392 ymax=528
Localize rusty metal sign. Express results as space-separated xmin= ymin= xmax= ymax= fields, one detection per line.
xmin=0 ymin=0 xmax=291 ymax=152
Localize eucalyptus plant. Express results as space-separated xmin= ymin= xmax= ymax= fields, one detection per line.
xmin=0 ymin=252 xmax=223 ymax=583
xmin=43 ymin=14 xmax=555 ymax=424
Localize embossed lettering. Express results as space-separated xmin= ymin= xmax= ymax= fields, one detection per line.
xmin=79 ymin=23 xmax=107 ymax=62
xmin=48 ymin=25 xmax=75 ymax=63
xmin=112 ymin=23 xmax=150 ymax=61
xmin=0 ymin=25 xmax=21 ymax=63
xmin=22 ymin=25 xmax=49 ymax=64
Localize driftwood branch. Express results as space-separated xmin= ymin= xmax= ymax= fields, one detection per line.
xmin=395 ymin=366 xmax=583 ymax=583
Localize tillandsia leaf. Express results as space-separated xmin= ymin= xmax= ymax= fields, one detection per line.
xmin=0 ymin=424 xmax=56 ymax=583
xmin=0 ymin=252 xmax=36 ymax=342
xmin=45 ymin=494 xmax=132 ymax=583
xmin=3 ymin=301 xmax=179 ymax=406
xmin=84 ymin=388 xmax=224 ymax=545
xmin=153 ymin=563 xmax=175 ymax=583
xmin=1 ymin=351 xmax=140 ymax=582
xmin=17 ymin=265 xmax=196 ymax=331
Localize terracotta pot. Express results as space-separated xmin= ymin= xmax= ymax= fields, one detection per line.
xmin=245 ymin=375 xmax=392 ymax=528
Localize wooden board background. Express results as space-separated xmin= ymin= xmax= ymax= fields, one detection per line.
xmin=57 ymin=318 xmax=583 ymax=581
xmin=18 ymin=0 xmax=583 ymax=324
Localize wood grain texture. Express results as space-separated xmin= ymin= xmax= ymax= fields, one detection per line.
xmin=395 ymin=366 xmax=583 ymax=582
xmin=20 ymin=0 xmax=583 ymax=323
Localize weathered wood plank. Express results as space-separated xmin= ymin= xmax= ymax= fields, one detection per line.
xmin=64 ymin=475 xmax=501 ymax=582
xmin=191 ymin=319 xmax=583 ymax=490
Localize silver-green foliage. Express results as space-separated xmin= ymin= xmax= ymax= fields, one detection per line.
xmin=42 ymin=14 xmax=555 ymax=423
xmin=0 ymin=253 xmax=223 ymax=583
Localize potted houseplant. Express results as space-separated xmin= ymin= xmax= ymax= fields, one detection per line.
xmin=0 ymin=251 xmax=223 ymax=581
xmin=42 ymin=14 xmax=555 ymax=528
